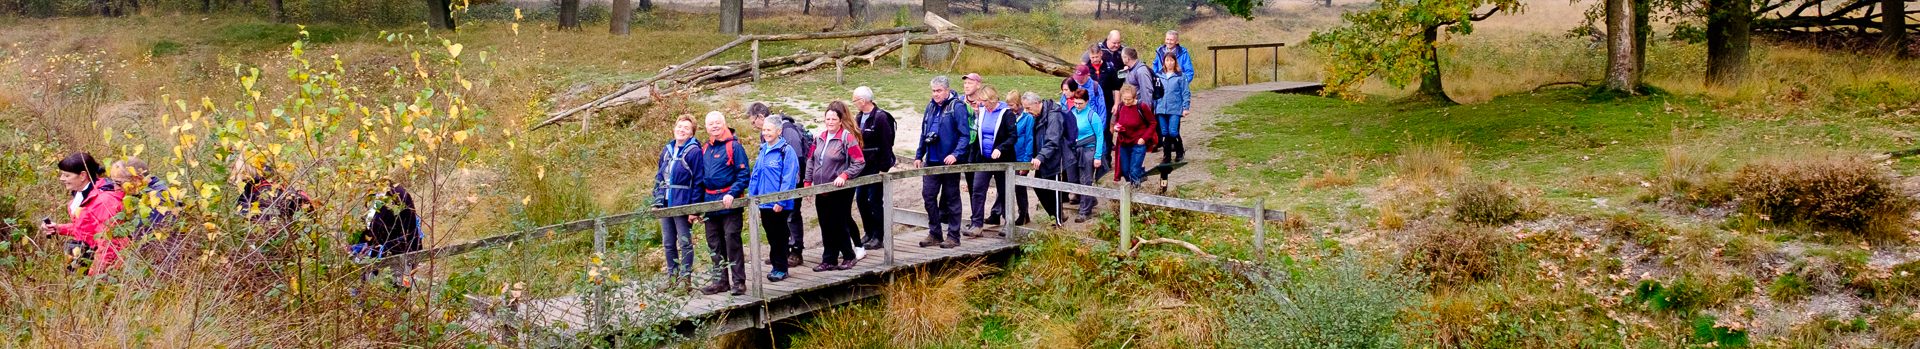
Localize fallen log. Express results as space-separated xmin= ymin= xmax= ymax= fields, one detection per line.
xmin=534 ymin=13 xmax=1074 ymax=131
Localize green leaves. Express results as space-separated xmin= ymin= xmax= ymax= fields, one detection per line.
xmin=1308 ymin=0 xmax=1522 ymax=100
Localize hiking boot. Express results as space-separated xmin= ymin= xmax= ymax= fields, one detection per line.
xmin=985 ymin=215 xmax=1002 ymax=226
xmin=699 ymin=282 xmax=730 ymax=296
xmin=1013 ymin=216 xmax=1031 ymax=226
xmin=839 ymin=259 xmax=859 ymax=270
xmin=863 ymin=238 xmax=884 ymax=250
xmin=787 ymin=254 xmax=804 ymax=268
xmin=813 ymin=261 xmax=838 ymax=272
xmin=962 ymin=226 xmax=984 ymax=238
xmin=767 ymin=271 xmax=789 ymax=282
xmin=938 ymin=240 xmax=959 ymax=249
xmin=918 ymin=237 xmax=943 ymax=247
xmin=730 ymin=284 xmax=747 ymax=296
xmin=1073 ymin=215 xmax=1088 ymax=223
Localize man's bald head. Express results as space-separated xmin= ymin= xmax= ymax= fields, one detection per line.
xmin=1106 ymin=30 xmax=1122 ymax=48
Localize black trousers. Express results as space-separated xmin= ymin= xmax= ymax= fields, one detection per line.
xmin=816 ymin=190 xmax=857 ymax=264
xmin=921 ymin=173 xmax=963 ymax=241
xmin=1013 ymin=170 xmax=1032 ymax=223
xmin=702 ymin=213 xmax=745 ymax=287
xmin=855 ymin=181 xmax=885 ymax=243
xmin=968 ymin=168 xmax=1007 ymax=227
xmin=760 ymin=208 xmax=792 ymax=274
xmin=1071 ymin=145 xmax=1101 ymax=218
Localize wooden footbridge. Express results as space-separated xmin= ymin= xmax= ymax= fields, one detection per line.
xmin=368 ymin=161 xmax=1287 ymax=345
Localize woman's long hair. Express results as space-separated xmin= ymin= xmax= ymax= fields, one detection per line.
xmin=825 ymin=100 xmax=861 ymax=147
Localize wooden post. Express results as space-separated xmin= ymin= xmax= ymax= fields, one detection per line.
xmin=899 ymin=34 xmax=909 ymax=70
xmin=1271 ymin=46 xmax=1280 ymax=83
xmin=744 ymin=200 xmax=766 ymax=327
xmin=1242 ymin=48 xmax=1249 ymax=86
xmin=590 ymin=218 xmax=608 ymax=333
xmin=1211 ymin=49 xmax=1218 ymax=87
xmin=751 ymin=40 xmax=761 ymax=85
xmin=1002 ymin=165 xmax=1016 ymax=239
xmin=1119 ymin=183 xmax=1132 ymax=252
xmin=881 ymin=173 xmax=895 ymax=266
xmin=1251 ymin=197 xmax=1265 ymax=258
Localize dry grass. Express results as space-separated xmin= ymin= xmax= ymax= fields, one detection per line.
xmin=1731 ymin=155 xmax=1916 ymax=242
xmin=883 ymin=260 xmax=995 ymax=347
xmin=1394 ymin=141 xmax=1466 ymax=185
xmin=1126 ymin=292 xmax=1222 ymax=349
xmin=1298 ymin=160 xmax=1361 ymax=189
xmin=1376 ymin=200 xmax=1407 ymax=230
xmin=1404 ymin=223 xmax=1509 ymax=288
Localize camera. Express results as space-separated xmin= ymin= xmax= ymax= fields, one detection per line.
xmin=651 ymin=197 xmax=669 ymax=209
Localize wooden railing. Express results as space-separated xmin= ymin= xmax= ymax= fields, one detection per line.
xmin=369 ymin=161 xmax=1285 ymax=333
xmin=1207 ymin=42 xmax=1286 ymax=87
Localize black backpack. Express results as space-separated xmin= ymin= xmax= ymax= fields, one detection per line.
xmin=776 ymin=114 xmax=815 ymax=158
xmin=1149 ymin=72 xmax=1165 ymax=102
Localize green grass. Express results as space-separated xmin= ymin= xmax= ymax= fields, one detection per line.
xmin=1213 ymin=89 xmax=1920 ymax=220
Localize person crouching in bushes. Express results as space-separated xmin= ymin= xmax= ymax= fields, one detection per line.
xmin=41 ymin=152 xmax=128 ymax=276
xmin=109 ymin=158 xmax=175 ymax=239
xmin=351 ymin=172 xmax=423 ymax=288
xmin=230 ymin=154 xmax=312 ymax=223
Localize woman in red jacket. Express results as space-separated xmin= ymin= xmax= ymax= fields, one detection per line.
xmin=1111 ymin=84 xmax=1158 ymax=188
xmin=41 ymin=152 xmax=128 ymax=276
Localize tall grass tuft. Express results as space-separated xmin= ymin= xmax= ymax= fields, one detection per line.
xmin=1404 ymin=223 xmax=1510 ymax=288
xmin=1449 ymin=179 xmax=1528 ymax=226
xmin=1394 ymin=141 xmax=1466 ymax=185
xmin=885 ymin=260 xmax=995 ymax=347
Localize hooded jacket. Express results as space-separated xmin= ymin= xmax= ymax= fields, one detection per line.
xmin=973 ymin=101 xmax=1019 ymax=163
xmin=916 ymin=94 xmax=972 ymax=166
xmin=1032 ymin=101 xmax=1073 ymax=178
xmin=654 ymin=138 xmax=705 ymax=207
xmin=697 ymin=130 xmax=752 ymax=217
xmin=1154 ymin=70 xmax=1193 ymax=116
xmin=806 ymin=129 xmax=866 ymax=186
xmin=750 ymin=135 xmax=800 ymax=211
xmin=857 ymin=107 xmax=897 ymax=174
xmin=54 ymin=178 xmax=128 ymax=276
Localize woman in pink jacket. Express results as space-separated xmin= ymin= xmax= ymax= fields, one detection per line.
xmin=41 ymin=152 xmax=128 ymax=276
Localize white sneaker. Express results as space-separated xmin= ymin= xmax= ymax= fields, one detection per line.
xmin=854 ymin=247 xmax=867 ymax=261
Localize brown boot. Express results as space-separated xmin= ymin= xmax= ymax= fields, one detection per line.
xmin=918 ymin=236 xmax=943 ymax=247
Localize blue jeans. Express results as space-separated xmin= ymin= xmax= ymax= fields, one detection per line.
xmin=1121 ymin=145 xmax=1148 ymax=184
xmin=660 ymin=216 xmax=695 ymax=278
xmin=1156 ymin=113 xmax=1181 ymax=137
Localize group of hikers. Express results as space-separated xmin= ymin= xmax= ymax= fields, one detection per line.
xmin=33 ymin=30 xmax=1195 ymax=296
xmin=37 ymin=151 xmax=421 ymax=284
xmin=653 ymin=30 xmax=1196 ymax=296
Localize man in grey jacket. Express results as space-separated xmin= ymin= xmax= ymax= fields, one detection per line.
xmin=1115 ymin=47 xmax=1155 ymax=119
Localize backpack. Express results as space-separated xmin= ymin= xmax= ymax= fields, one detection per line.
xmin=776 ymin=114 xmax=816 ymax=158
xmin=1149 ymin=73 xmax=1165 ymax=102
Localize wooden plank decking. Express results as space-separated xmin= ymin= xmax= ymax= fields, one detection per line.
xmin=472 ymin=211 xmax=1020 ymax=339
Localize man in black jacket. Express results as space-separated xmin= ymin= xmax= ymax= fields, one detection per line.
xmin=851 ymin=86 xmax=895 ymax=250
xmin=1027 ymin=88 xmax=1072 ymax=227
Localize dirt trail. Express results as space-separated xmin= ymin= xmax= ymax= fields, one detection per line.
xmin=1158 ymin=89 xmax=1254 ymax=188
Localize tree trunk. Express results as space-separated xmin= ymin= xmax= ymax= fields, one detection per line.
xmin=268 ymin=0 xmax=285 ymax=22
xmin=611 ymin=0 xmax=632 ymax=35
xmin=201 ymin=0 xmax=211 ymax=13
xmin=918 ymin=0 xmax=952 ymax=66
xmin=638 ymin=0 xmax=652 ymax=11
xmin=721 ymin=0 xmax=744 ymax=34
xmin=804 ymin=0 xmax=811 ymax=14
xmin=981 ymin=0 xmax=989 ymax=14
xmin=1605 ymin=0 xmax=1642 ymax=93
xmin=558 ymin=0 xmax=581 ymax=29
xmin=847 ymin=0 xmax=865 ymax=23
xmin=1095 ymin=0 xmax=1104 ymax=19
xmin=1705 ymin=0 xmax=1751 ymax=87
xmin=426 ymin=0 xmax=456 ymax=30
xmin=1883 ymin=0 xmax=1907 ymax=51
xmin=1414 ymin=25 xmax=1453 ymax=103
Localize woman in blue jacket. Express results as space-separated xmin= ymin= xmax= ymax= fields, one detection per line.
xmin=750 ymin=117 xmax=801 ymax=282
xmin=1153 ymin=54 xmax=1193 ymax=188
xmin=654 ymin=115 xmax=705 ymax=287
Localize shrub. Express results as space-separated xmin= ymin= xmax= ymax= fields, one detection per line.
xmin=1450 ymin=180 xmax=1526 ymax=225
xmin=1299 ymin=161 xmax=1362 ymax=189
xmin=1767 ymin=272 xmax=1812 ymax=302
xmin=1225 ymin=250 xmax=1422 ymax=348
xmin=1404 ymin=224 xmax=1509 ymax=288
xmin=1730 ymin=156 xmax=1915 ymax=242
